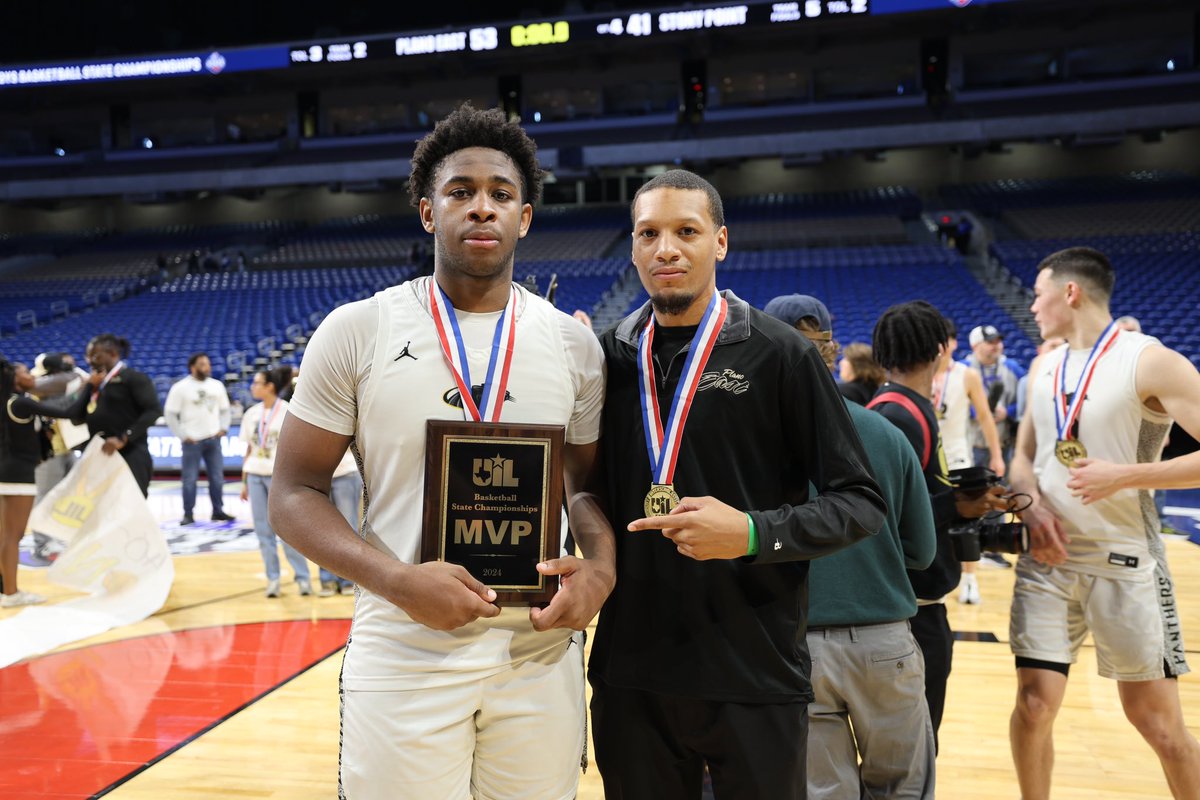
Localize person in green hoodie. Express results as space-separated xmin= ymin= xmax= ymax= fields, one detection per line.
xmin=764 ymin=294 xmax=938 ymax=800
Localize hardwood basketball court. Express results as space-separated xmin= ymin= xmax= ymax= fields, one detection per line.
xmin=3 ymin=485 xmax=1199 ymax=799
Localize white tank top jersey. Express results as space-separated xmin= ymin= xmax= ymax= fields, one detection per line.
xmin=288 ymin=278 xmax=604 ymax=690
xmin=1029 ymin=331 xmax=1172 ymax=578
xmin=937 ymin=361 xmax=972 ymax=470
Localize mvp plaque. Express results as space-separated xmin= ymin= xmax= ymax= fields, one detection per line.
xmin=422 ymin=420 xmax=564 ymax=605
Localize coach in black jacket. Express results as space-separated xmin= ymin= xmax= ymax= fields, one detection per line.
xmin=61 ymin=334 xmax=161 ymax=497
xmin=588 ymin=170 xmax=886 ymax=800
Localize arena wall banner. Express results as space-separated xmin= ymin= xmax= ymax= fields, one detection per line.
xmin=0 ymin=438 xmax=174 ymax=669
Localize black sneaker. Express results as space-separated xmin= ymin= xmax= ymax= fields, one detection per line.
xmin=211 ymin=511 xmax=235 ymax=522
xmin=181 ymin=514 xmax=195 ymax=525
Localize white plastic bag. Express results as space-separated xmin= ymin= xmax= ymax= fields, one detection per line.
xmin=0 ymin=437 xmax=174 ymax=668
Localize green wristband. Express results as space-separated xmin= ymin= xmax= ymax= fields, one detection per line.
xmin=745 ymin=512 xmax=759 ymax=556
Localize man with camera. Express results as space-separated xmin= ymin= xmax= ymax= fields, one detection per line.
xmin=867 ymin=301 xmax=1008 ymax=746
xmin=1009 ymin=247 xmax=1200 ymax=800
xmin=766 ymin=294 xmax=938 ymax=799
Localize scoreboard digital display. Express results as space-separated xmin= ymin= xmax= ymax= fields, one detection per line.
xmin=0 ymin=46 xmax=289 ymax=88
xmin=0 ymin=0 xmax=1023 ymax=89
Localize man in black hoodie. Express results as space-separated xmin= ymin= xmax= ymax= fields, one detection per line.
xmin=588 ymin=170 xmax=886 ymax=799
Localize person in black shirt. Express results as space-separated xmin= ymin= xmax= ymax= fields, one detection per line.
xmin=867 ymin=301 xmax=1005 ymax=746
xmin=589 ymin=170 xmax=886 ymax=800
xmin=57 ymin=334 xmax=161 ymax=497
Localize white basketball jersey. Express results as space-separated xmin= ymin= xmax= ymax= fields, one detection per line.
xmin=936 ymin=361 xmax=972 ymax=470
xmin=289 ymin=277 xmax=604 ymax=690
xmin=1029 ymin=331 xmax=1171 ymax=578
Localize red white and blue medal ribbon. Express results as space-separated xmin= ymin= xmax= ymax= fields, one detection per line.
xmin=258 ymin=400 xmax=283 ymax=455
xmin=91 ymin=360 xmax=125 ymax=403
xmin=429 ymin=280 xmax=517 ymax=422
xmin=88 ymin=360 xmax=125 ymax=413
xmin=637 ymin=288 xmax=727 ymax=494
xmin=1052 ymin=320 xmax=1120 ymax=445
xmin=932 ymin=363 xmax=952 ymax=417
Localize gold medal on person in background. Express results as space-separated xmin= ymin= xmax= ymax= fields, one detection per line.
xmin=644 ymin=483 xmax=681 ymax=517
xmin=1055 ymin=438 xmax=1087 ymax=468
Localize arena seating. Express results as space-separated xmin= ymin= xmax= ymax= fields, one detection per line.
xmin=939 ymin=172 xmax=1200 ymax=216
xmin=0 ymin=267 xmax=414 ymax=405
xmin=1003 ymin=200 xmax=1200 ymax=240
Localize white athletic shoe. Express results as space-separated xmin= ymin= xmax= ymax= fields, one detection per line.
xmin=298 ymin=578 xmax=312 ymax=597
xmin=958 ymin=580 xmax=981 ymax=605
xmin=265 ymin=579 xmax=281 ymax=598
xmin=1 ymin=590 xmax=47 ymax=608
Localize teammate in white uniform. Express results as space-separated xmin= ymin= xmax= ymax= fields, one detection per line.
xmin=933 ymin=321 xmax=1004 ymax=604
xmin=1009 ymin=246 xmax=1200 ymax=800
xmin=267 ymin=105 xmax=615 ymax=800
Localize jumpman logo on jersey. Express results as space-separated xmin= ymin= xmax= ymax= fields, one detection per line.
xmin=394 ymin=342 xmax=418 ymax=362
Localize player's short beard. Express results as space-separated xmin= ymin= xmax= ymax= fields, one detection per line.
xmin=650 ymin=291 xmax=697 ymax=318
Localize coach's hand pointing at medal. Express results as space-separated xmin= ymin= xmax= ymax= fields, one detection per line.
xmin=628 ymin=495 xmax=752 ymax=560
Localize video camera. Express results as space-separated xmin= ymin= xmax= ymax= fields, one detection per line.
xmin=946 ymin=466 xmax=1030 ymax=562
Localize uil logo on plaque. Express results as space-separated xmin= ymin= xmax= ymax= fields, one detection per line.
xmin=422 ymin=420 xmax=564 ymax=606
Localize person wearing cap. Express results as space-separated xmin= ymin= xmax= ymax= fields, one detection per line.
xmin=588 ymin=169 xmax=885 ymax=799
xmin=766 ymin=294 xmax=938 ymax=800
xmin=965 ymin=324 xmax=1025 ymax=471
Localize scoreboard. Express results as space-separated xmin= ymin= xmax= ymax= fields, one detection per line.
xmin=0 ymin=0 xmax=1023 ymax=89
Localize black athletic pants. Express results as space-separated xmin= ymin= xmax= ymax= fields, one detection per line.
xmin=590 ymin=676 xmax=808 ymax=800
xmin=120 ymin=444 xmax=153 ymax=498
xmin=910 ymin=602 xmax=954 ymax=751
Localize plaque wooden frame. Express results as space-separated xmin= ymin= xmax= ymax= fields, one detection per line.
xmin=421 ymin=419 xmax=564 ymax=606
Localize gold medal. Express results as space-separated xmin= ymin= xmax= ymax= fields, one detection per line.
xmin=644 ymin=483 xmax=680 ymax=517
xmin=1055 ymin=438 xmax=1087 ymax=468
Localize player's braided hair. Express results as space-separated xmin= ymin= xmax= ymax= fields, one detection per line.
xmin=872 ymin=301 xmax=947 ymax=372
xmin=408 ymin=103 xmax=543 ymax=207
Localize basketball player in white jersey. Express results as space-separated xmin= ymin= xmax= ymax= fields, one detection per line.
xmin=268 ymin=105 xmax=614 ymax=799
xmin=1009 ymin=246 xmax=1200 ymax=800
xmin=933 ymin=320 xmax=1004 ymax=603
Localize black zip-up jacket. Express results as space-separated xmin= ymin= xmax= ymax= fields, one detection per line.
xmin=589 ymin=291 xmax=886 ymax=703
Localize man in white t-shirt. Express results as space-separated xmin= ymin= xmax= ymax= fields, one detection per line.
xmin=1009 ymin=246 xmax=1200 ymax=800
xmin=164 ymin=353 xmax=232 ymax=525
xmin=269 ymin=104 xmax=614 ymax=800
